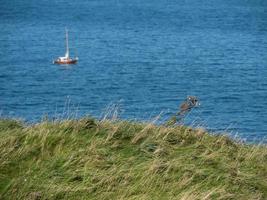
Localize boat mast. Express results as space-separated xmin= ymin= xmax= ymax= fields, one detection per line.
xmin=65 ymin=28 xmax=69 ymax=58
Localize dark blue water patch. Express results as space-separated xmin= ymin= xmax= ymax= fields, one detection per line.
xmin=0 ymin=0 xmax=267 ymax=142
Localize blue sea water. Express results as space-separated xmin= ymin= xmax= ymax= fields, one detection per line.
xmin=0 ymin=0 xmax=267 ymax=142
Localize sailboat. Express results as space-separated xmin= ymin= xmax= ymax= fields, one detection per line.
xmin=53 ymin=28 xmax=78 ymax=64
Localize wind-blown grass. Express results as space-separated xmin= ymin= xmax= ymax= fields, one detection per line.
xmin=0 ymin=118 xmax=266 ymax=199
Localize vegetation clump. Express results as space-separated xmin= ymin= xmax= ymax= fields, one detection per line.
xmin=0 ymin=118 xmax=266 ymax=200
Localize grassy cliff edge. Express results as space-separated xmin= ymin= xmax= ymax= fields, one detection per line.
xmin=0 ymin=118 xmax=266 ymax=200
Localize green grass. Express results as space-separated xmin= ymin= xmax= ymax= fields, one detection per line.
xmin=0 ymin=118 xmax=266 ymax=200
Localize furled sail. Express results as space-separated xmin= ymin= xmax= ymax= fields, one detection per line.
xmin=65 ymin=28 xmax=69 ymax=58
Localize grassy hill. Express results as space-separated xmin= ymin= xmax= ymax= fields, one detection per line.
xmin=0 ymin=118 xmax=266 ymax=200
